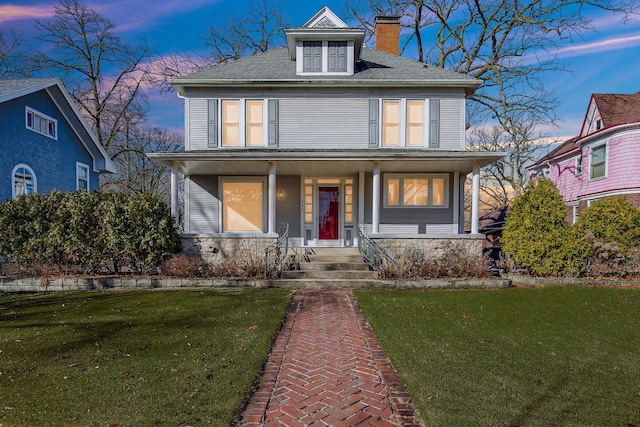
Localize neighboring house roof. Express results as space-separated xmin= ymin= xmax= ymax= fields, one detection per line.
xmin=0 ymin=78 xmax=116 ymax=173
xmin=170 ymin=47 xmax=482 ymax=95
xmin=528 ymin=136 xmax=579 ymax=170
xmin=591 ymin=92 xmax=640 ymax=129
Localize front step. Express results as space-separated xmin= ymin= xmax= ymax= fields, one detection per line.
xmin=264 ymin=279 xmax=390 ymax=290
xmin=279 ymin=247 xmax=380 ymax=288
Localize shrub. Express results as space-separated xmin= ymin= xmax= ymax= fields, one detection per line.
xmin=502 ymin=179 xmax=589 ymax=276
xmin=576 ymin=196 xmax=640 ymax=254
xmin=0 ymin=191 xmax=181 ymax=275
xmin=162 ymin=254 xmax=203 ymax=277
xmin=384 ymin=243 xmax=490 ymax=279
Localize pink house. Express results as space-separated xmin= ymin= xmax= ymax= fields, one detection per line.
xmin=529 ymin=92 xmax=640 ymax=223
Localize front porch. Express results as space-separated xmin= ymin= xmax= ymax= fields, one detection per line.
xmin=149 ymin=149 xmax=502 ymax=253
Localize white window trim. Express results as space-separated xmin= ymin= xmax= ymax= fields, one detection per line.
xmin=218 ymin=99 xmax=268 ymax=148
xmin=12 ymin=163 xmax=37 ymax=200
xmin=383 ymin=173 xmax=450 ymax=208
xmin=379 ymin=99 xmax=431 ymax=148
xmin=76 ymin=162 xmax=90 ymax=191
xmin=218 ymin=176 xmax=268 ymax=233
xmin=296 ymin=40 xmax=355 ymax=76
xmin=25 ymin=106 xmax=57 ymax=140
xmin=588 ymin=141 xmax=608 ymax=181
xmin=574 ymin=153 xmax=582 ymax=176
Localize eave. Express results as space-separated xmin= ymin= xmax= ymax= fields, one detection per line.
xmin=170 ymin=78 xmax=482 ymax=98
xmin=147 ymin=149 xmax=505 ymax=176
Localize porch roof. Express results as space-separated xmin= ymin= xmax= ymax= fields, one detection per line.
xmin=147 ymin=148 xmax=505 ymax=176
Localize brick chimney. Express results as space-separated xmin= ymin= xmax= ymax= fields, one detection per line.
xmin=374 ymin=16 xmax=400 ymax=55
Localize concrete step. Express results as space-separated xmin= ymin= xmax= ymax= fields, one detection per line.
xmin=295 ymin=247 xmax=360 ymax=256
xmin=303 ymin=255 xmax=365 ymax=263
xmin=263 ymin=279 xmax=389 ymax=290
xmin=298 ymin=262 xmax=370 ymax=271
xmin=281 ymin=269 xmax=379 ymax=280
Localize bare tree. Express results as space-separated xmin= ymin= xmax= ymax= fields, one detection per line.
xmin=105 ymin=126 xmax=183 ymax=201
xmin=346 ymin=0 xmax=638 ymax=128
xmin=200 ymin=0 xmax=287 ymax=64
xmin=468 ymin=117 xmax=559 ymax=211
xmin=33 ymin=0 xmax=151 ymax=152
xmin=0 ymin=29 xmax=32 ymax=78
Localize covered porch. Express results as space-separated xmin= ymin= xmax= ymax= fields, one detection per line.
xmin=149 ymin=149 xmax=503 ymax=249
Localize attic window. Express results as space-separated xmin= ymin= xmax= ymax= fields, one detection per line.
xmin=595 ymin=119 xmax=602 ymax=130
xmin=26 ymin=107 xmax=57 ymax=140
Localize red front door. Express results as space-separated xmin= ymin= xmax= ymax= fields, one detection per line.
xmin=318 ymin=186 xmax=339 ymax=240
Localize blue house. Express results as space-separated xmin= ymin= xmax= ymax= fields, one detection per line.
xmin=0 ymin=78 xmax=115 ymax=201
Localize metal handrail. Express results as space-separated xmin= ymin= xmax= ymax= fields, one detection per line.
xmin=357 ymin=224 xmax=394 ymax=278
xmin=264 ymin=223 xmax=289 ymax=279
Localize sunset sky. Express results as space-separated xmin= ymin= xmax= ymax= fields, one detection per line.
xmin=2 ymin=0 xmax=640 ymax=139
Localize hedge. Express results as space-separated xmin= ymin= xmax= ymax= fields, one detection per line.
xmin=0 ymin=191 xmax=181 ymax=275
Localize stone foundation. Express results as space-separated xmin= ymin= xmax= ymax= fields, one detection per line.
xmin=373 ymin=236 xmax=484 ymax=260
xmin=182 ymin=236 xmax=277 ymax=266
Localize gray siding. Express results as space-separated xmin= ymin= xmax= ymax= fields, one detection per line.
xmin=188 ymin=99 xmax=209 ymax=150
xmin=275 ymin=176 xmax=301 ymax=238
xmin=187 ymin=176 xmax=220 ymax=234
xmin=279 ymin=99 xmax=369 ymax=149
xmin=363 ymin=172 xmax=456 ymax=233
xmin=439 ymin=99 xmax=464 ymax=150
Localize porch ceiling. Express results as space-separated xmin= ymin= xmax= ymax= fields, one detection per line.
xmin=147 ymin=149 xmax=505 ymax=176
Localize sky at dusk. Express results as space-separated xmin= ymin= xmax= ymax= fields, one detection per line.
xmin=2 ymin=0 xmax=640 ymax=140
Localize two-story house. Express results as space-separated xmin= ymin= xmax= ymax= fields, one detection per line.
xmin=0 ymin=78 xmax=115 ymax=201
xmin=148 ymin=7 xmax=504 ymax=260
xmin=529 ymin=92 xmax=640 ymax=223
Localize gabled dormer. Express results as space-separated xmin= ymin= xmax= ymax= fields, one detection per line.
xmin=580 ymin=95 xmax=604 ymax=137
xmin=580 ymin=92 xmax=640 ymax=138
xmin=284 ymin=7 xmax=365 ymax=76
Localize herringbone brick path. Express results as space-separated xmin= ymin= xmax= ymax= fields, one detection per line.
xmin=239 ymin=290 xmax=421 ymax=426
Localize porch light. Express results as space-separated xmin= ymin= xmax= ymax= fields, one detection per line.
xmin=278 ymin=189 xmax=285 ymax=199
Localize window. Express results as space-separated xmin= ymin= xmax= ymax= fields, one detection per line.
xmin=406 ymin=100 xmax=424 ymax=146
xmin=590 ymin=144 xmax=607 ymax=179
xmin=382 ymin=101 xmax=400 ymax=146
xmin=12 ymin=164 xmax=36 ymax=199
xmin=26 ymin=107 xmax=57 ymax=139
xmin=303 ymin=41 xmax=322 ymax=72
xmin=245 ymin=101 xmax=263 ymax=146
xmin=77 ymin=163 xmax=89 ymax=191
xmin=328 ymin=41 xmax=347 ymax=72
xmin=575 ymin=154 xmax=582 ymax=176
xmin=221 ymin=100 xmax=239 ymax=146
xmin=385 ymin=174 xmax=448 ymax=207
xmin=222 ymin=180 xmax=264 ymax=232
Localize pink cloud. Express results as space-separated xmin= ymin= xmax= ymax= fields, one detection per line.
xmin=0 ymin=4 xmax=54 ymax=23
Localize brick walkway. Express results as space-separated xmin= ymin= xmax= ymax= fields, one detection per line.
xmin=239 ymin=290 xmax=421 ymax=426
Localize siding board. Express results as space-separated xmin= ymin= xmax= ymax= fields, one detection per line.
xmin=279 ymin=99 xmax=369 ymax=148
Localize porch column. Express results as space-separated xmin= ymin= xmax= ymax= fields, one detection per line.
xmin=268 ymin=162 xmax=276 ymax=235
xmin=471 ymin=163 xmax=480 ymax=234
xmin=372 ymin=162 xmax=380 ymax=234
xmin=170 ymin=165 xmax=179 ymax=222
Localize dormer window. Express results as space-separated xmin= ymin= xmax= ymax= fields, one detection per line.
xmin=303 ymin=42 xmax=322 ymax=72
xmin=286 ymin=7 xmax=365 ymax=77
xmin=297 ymin=40 xmax=354 ymax=75
xmin=328 ymin=41 xmax=347 ymax=72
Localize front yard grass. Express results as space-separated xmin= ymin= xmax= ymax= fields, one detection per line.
xmin=0 ymin=289 xmax=291 ymax=426
xmin=355 ymin=287 xmax=640 ymax=427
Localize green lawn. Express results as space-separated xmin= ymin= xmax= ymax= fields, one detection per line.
xmin=355 ymin=287 xmax=640 ymax=427
xmin=0 ymin=290 xmax=291 ymax=426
